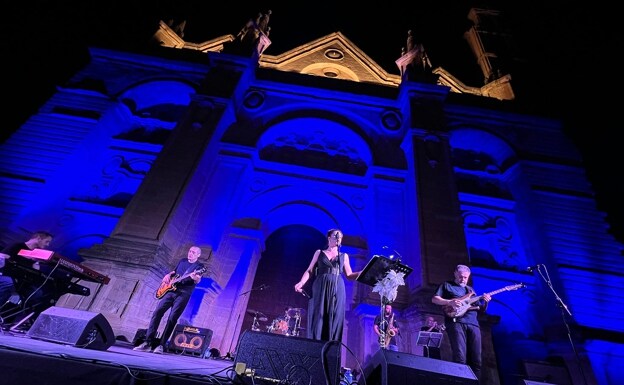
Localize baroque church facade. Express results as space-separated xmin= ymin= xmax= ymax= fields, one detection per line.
xmin=1 ymin=7 xmax=621 ymax=385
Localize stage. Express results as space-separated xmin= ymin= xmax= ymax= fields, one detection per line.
xmin=0 ymin=331 xmax=236 ymax=385
xmin=0 ymin=327 xmax=480 ymax=385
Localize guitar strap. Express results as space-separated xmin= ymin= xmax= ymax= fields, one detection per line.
xmin=179 ymin=262 xmax=202 ymax=287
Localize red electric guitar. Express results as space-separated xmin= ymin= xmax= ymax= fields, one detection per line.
xmin=154 ymin=267 xmax=207 ymax=299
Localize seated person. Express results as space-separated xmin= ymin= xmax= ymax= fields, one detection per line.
xmin=420 ymin=315 xmax=444 ymax=359
xmin=0 ymin=231 xmax=56 ymax=323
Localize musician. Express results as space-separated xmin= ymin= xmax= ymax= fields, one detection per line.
xmin=420 ymin=315 xmax=444 ymax=359
xmin=282 ymin=307 xmax=300 ymax=336
xmin=0 ymin=231 xmax=55 ymax=317
xmin=294 ymin=228 xmax=361 ymax=342
xmin=373 ymin=304 xmax=399 ymax=351
xmin=272 ymin=307 xmax=293 ymax=336
xmin=432 ymin=265 xmax=490 ymax=382
xmin=134 ymin=245 xmax=205 ymax=354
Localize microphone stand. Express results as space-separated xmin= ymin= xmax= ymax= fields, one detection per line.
xmin=239 ymin=284 xmax=266 ymax=296
xmin=534 ymin=265 xmax=587 ymax=385
xmin=225 ymin=284 xmax=266 ymax=359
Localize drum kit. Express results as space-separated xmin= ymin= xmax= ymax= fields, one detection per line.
xmin=248 ymin=307 xmax=306 ymax=337
xmin=247 ymin=309 xmax=268 ymax=332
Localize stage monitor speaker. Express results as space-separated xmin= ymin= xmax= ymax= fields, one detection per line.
xmin=26 ymin=306 xmax=115 ymax=351
xmin=168 ymin=324 xmax=212 ymax=357
xmin=234 ymin=330 xmax=341 ymax=385
xmin=522 ymin=360 xmax=572 ymax=385
xmin=363 ymin=349 xmax=478 ymax=385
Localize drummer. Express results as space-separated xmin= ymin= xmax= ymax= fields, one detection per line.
xmin=264 ymin=307 xmax=305 ymax=336
xmin=267 ymin=307 xmax=290 ymax=335
xmin=279 ymin=307 xmax=293 ymax=334
xmin=279 ymin=307 xmax=303 ymax=335
xmin=279 ymin=307 xmax=291 ymax=322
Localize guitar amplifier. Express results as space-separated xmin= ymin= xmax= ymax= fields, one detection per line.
xmin=168 ymin=324 xmax=213 ymax=357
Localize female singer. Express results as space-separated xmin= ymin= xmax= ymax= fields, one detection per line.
xmin=294 ymin=229 xmax=360 ymax=341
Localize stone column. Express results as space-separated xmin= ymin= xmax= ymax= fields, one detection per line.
xmin=77 ymin=97 xmax=226 ymax=337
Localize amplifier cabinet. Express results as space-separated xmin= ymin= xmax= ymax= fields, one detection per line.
xmin=168 ymin=324 xmax=213 ymax=357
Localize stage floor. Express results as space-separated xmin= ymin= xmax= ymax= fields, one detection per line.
xmin=0 ymin=330 xmax=236 ymax=385
xmin=0 ymin=328 xmax=482 ymax=385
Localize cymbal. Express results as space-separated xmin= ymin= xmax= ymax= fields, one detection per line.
xmin=287 ymin=307 xmax=306 ymax=317
xmin=247 ymin=309 xmax=267 ymax=320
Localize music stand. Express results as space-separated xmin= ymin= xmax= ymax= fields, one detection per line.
xmin=356 ymin=255 xmax=413 ymax=287
xmin=416 ymin=331 xmax=443 ymax=348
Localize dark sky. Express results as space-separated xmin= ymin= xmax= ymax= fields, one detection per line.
xmin=5 ymin=2 xmax=623 ymax=243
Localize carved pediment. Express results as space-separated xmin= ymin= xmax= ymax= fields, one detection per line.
xmin=153 ymin=22 xmax=513 ymax=100
xmin=258 ymin=32 xmax=401 ymax=87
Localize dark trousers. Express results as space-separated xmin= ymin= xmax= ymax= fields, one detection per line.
xmin=1 ymin=277 xmax=56 ymax=325
xmin=446 ymin=322 xmax=482 ymax=381
xmin=145 ymin=291 xmax=191 ymax=347
xmin=0 ymin=276 xmax=15 ymax=306
xmin=423 ymin=346 xmax=441 ymax=359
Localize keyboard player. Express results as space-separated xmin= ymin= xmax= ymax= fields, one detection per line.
xmin=0 ymin=231 xmax=56 ymax=322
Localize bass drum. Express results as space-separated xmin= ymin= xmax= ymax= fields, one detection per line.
xmin=269 ymin=318 xmax=289 ymax=335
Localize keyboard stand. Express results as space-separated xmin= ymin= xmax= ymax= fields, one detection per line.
xmin=9 ymin=311 xmax=36 ymax=333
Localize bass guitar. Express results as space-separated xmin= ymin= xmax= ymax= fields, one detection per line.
xmin=442 ymin=283 xmax=524 ymax=318
xmin=155 ymin=266 xmax=207 ymax=299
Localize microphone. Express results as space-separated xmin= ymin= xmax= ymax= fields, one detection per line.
xmin=259 ymin=284 xmax=269 ymax=290
xmin=301 ymin=289 xmax=310 ymax=298
xmin=334 ymin=232 xmax=342 ymax=247
xmin=526 ymin=264 xmax=541 ymax=272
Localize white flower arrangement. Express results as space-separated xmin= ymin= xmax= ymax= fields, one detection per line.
xmin=372 ymin=268 xmax=406 ymax=304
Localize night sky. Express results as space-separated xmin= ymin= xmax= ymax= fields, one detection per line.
xmin=5 ymin=1 xmax=622 ymax=243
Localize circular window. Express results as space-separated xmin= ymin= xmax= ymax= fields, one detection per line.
xmin=243 ymin=90 xmax=265 ymax=109
xmin=323 ymin=68 xmax=339 ymax=77
xmin=380 ymin=110 xmax=402 ymax=131
xmin=324 ymin=49 xmax=344 ymax=60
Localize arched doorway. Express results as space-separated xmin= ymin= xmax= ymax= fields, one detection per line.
xmin=240 ymin=224 xmax=325 ymax=337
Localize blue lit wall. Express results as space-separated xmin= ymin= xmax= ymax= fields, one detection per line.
xmin=0 ymin=46 xmax=622 ymax=385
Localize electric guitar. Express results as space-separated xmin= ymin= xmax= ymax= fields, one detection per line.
xmin=442 ymin=283 xmax=524 ymax=318
xmin=155 ymin=266 xmax=207 ymax=299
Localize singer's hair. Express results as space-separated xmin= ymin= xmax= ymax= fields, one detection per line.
xmin=455 ymin=264 xmax=471 ymax=273
xmin=326 ymin=228 xmax=342 ymax=238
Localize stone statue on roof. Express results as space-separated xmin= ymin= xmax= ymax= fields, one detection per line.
xmin=406 ymin=30 xmax=415 ymax=52
xmin=256 ymin=10 xmax=272 ymax=35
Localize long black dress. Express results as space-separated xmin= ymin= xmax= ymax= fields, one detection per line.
xmin=307 ymin=251 xmax=345 ymax=341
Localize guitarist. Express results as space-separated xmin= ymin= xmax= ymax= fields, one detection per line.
xmin=134 ymin=245 xmax=205 ymax=354
xmin=432 ymin=264 xmax=490 ymax=383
